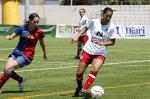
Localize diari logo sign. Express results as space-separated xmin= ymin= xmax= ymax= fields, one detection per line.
xmin=125 ymin=26 xmax=145 ymax=37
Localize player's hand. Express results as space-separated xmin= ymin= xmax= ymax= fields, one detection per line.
xmin=5 ymin=35 xmax=11 ymax=40
xmin=93 ymin=41 xmax=104 ymax=46
xmin=71 ymin=37 xmax=78 ymax=44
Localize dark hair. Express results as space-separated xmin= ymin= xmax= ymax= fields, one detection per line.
xmin=103 ymin=7 xmax=113 ymax=14
xmin=29 ymin=13 xmax=40 ymax=21
xmin=79 ymin=8 xmax=86 ymax=13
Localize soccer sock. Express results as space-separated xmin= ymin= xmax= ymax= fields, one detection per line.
xmin=83 ymin=71 xmax=97 ymax=90
xmin=76 ymin=73 xmax=83 ymax=89
xmin=11 ymin=71 xmax=23 ymax=83
xmin=0 ymin=73 xmax=11 ymax=89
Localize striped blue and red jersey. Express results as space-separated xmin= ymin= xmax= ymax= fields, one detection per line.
xmin=13 ymin=25 xmax=44 ymax=60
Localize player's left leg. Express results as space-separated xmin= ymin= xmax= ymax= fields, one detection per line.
xmin=82 ymin=56 xmax=105 ymax=91
xmin=74 ymin=50 xmax=91 ymax=97
xmin=12 ymin=56 xmax=31 ymax=91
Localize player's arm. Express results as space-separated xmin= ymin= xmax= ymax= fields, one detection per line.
xmin=72 ymin=26 xmax=88 ymax=44
xmin=94 ymin=39 xmax=116 ymax=46
xmin=39 ymin=38 xmax=47 ymax=61
xmin=6 ymin=32 xmax=17 ymax=40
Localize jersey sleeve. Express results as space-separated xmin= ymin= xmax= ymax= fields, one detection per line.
xmin=37 ymin=29 xmax=45 ymax=39
xmin=14 ymin=26 xmax=23 ymax=35
xmin=110 ymin=25 xmax=117 ymax=39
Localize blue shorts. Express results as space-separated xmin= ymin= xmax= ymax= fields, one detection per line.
xmin=11 ymin=52 xmax=32 ymax=67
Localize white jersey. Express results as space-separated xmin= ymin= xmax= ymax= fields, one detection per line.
xmin=79 ymin=15 xmax=88 ymax=36
xmin=83 ymin=19 xmax=117 ymax=56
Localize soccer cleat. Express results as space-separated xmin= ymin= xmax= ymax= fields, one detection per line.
xmin=18 ymin=78 xmax=26 ymax=91
xmin=81 ymin=89 xmax=92 ymax=98
xmin=0 ymin=90 xmax=2 ymax=94
xmin=73 ymin=87 xmax=83 ymax=97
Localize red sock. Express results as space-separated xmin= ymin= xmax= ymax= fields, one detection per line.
xmin=83 ymin=71 xmax=97 ymax=90
xmin=76 ymin=73 xmax=83 ymax=89
xmin=11 ymin=71 xmax=22 ymax=83
xmin=0 ymin=73 xmax=11 ymax=89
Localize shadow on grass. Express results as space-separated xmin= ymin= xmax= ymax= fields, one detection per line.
xmin=1 ymin=90 xmax=40 ymax=94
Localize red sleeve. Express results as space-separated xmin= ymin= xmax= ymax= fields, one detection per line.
xmin=37 ymin=28 xmax=45 ymax=39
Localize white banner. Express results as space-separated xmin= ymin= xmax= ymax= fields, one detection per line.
xmin=148 ymin=25 xmax=150 ymax=38
xmin=124 ymin=25 xmax=147 ymax=39
xmin=56 ymin=25 xmax=74 ymax=38
xmin=116 ymin=25 xmax=150 ymax=39
xmin=56 ymin=24 xmax=150 ymax=39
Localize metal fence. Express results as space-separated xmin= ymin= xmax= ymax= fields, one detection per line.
xmin=16 ymin=0 xmax=150 ymax=5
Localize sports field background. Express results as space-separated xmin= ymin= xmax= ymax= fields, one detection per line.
xmin=0 ymin=38 xmax=149 ymax=99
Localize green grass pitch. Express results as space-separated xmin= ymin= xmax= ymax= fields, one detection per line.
xmin=0 ymin=37 xmax=149 ymax=99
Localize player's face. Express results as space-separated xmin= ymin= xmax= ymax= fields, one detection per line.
xmin=101 ymin=11 xmax=113 ymax=25
xmin=29 ymin=17 xmax=39 ymax=28
xmin=79 ymin=10 xmax=85 ymax=17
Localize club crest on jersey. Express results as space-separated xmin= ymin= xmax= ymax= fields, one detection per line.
xmin=91 ymin=31 xmax=103 ymax=42
xmin=96 ymin=31 xmax=103 ymax=37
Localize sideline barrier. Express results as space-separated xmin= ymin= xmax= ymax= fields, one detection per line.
xmin=0 ymin=24 xmax=149 ymax=39
xmin=116 ymin=25 xmax=149 ymax=39
xmin=0 ymin=25 xmax=14 ymax=35
xmin=56 ymin=24 xmax=150 ymax=39
xmin=56 ymin=24 xmax=76 ymax=38
xmin=39 ymin=25 xmax=56 ymax=37
xmin=0 ymin=24 xmax=56 ymax=37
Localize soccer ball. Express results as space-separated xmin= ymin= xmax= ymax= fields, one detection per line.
xmin=90 ymin=86 xmax=104 ymax=99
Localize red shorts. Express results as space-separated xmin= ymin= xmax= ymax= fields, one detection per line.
xmin=78 ymin=35 xmax=88 ymax=44
xmin=80 ymin=50 xmax=105 ymax=64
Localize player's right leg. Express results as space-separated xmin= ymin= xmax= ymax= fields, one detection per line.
xmin=74 ymin=50 xmax=90 ymax=97
xmin=74 ymin=61 xmax=88 ymax=97
xmin=0 ymin=57 xmax=19 ymax=92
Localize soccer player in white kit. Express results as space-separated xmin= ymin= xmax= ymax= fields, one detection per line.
xmin=74 ymin=8 xmax=89 ymax=59
xmin=72 ymin=7 xmax=117 ymax=97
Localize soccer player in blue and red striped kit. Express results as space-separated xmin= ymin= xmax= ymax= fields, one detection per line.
xmin=0 ymin=13 xmax=47 ymax=93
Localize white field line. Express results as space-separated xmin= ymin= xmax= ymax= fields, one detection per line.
xmin=0 ymin=47 xmax=74 ymax=51
xmin=0 ymin=59 xmax=7 ymax=61
xmin=125 ymin=64 xmax=149 ymax=66
xmin=0 ymin=47 xmax=148 ymax=51
xmin=0 ymin=47 xmax=144 ymax=54
xmin=1 ymin=58 xmax=150 ymax=65
xmin=34 ymin=53 xmax=75 ymax=56
xmin=0 ymin=48 xmax=14 ymax=50
xmin=0 ymin=58 xmax=76 ymax=64
xmin=0 ymin=59 xmax=150 ymax=72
